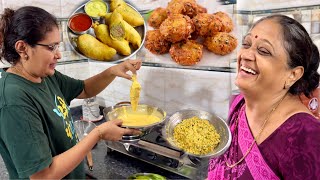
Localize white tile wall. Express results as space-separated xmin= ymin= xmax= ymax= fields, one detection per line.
xmin=87 ymin=61 xmax=232 ymax=119
xmin=61 ymin=0 xmax=87 ymax=18
xmin=3 ymin=0 xmax=61 ymax=17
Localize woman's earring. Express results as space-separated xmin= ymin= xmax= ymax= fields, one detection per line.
xmin=283 ymin=81 xmax=291 ymax=89
xmin=24 ymin=54 xmax=29 ymax=60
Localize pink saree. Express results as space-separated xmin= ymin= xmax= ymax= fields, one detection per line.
xmin=208 ymin=94 xmax=320 ymax=180
xmin=208 ymin=95 xmax=279 ymax=180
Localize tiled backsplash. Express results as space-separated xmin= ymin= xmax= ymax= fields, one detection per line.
xmin=86 ymin=61 xmax=232 ymax=119
xmin=57 ymin=61 xmax=232 ymax=119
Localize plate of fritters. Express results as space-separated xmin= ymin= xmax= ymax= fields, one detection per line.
xmin=143 ymin=0 xmax=239 ymax=67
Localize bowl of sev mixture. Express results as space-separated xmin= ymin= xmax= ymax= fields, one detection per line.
xmin=163 ymin=109 xmax=231 ymax=158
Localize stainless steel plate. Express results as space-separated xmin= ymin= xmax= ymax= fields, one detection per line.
xmin=67 ymin=0 xmax=146 ymax=62
xmin=163 ymin=109 xmax=232 ymax=158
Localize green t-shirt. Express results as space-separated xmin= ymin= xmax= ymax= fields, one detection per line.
xmin=0 ymin=70 xmax=85 ymax=179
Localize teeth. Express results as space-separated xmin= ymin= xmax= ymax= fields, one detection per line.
xmin=241 ymin=66 xmax=257 ymax=75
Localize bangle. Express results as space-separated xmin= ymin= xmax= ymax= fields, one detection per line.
xmin=95 ymin=126 xmax=103 ymax=140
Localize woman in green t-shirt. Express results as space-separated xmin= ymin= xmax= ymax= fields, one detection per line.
xmin=0 ymin=6 xmax=141 ymax=179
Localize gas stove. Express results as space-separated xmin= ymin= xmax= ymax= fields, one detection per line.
xmin=104 ymin=125 xmax=208 ymax=179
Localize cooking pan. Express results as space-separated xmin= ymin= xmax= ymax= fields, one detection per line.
xmin=103 ymin=102 xmax=167 ymax=141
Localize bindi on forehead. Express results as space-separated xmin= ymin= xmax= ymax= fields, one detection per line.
xmin=255 ymin=35 xmax=258 ymax=38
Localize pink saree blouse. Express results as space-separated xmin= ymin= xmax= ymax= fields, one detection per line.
xmin=208 ymin=95 xmax=320 ymax=180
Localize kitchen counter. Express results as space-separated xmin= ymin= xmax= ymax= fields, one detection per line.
xmin=71 ymin=106 xmax=209 ymax=180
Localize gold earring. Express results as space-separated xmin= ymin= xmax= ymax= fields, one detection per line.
xmin=24 ymin=54 xmax=28 ymax=60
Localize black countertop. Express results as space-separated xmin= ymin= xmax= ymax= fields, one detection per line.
xmin=71 ymin=106 xmax=209 ymax=180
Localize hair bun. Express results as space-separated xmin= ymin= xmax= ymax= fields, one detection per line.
xmin=0 ymin=8 xmax=14 ymax=58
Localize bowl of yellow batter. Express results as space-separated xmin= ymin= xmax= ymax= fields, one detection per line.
xmin=106 ymin=104 xmax=167 ymax=140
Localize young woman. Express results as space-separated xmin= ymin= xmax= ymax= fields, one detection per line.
xmin=0 ymin=6 xmax=141 ymax=179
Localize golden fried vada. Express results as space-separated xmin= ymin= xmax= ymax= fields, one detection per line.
xmin=145 ymin=29 xmax=171 ymax=54
xmin=204 ymin=32 xmax=237 ymax=55
xmin=148 ymin=7 xmax=168 ymax=29
xmin=192 ymin=13 xmax=214 ymax=37
xmin=167 ymin=0 xmax=198 ymax=18
xmin=214 ymin=11 xmax=233 ymax=32
xmin=159 ymin=14 xmax=194 ymax=43
xmin=169 ymin=40 xmax=203 ymax=66
xmin=207 ymin=15 xmax=223 ymax=36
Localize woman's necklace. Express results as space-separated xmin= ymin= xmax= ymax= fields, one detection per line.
xmin=226 ymin=93 xmax=287 ymax=168
xmin=10 ymin=65 xmax=40 ymax=83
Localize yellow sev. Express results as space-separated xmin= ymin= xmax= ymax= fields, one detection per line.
xmin=173 ymin=116 xmax=220 ymax=155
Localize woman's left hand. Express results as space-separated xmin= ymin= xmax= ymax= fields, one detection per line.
xmin=110 ymin=59 xmax=142 ymax=80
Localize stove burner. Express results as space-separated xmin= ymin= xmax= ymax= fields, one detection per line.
xmin=128 ymin=146 xmax=142 ymax=156
xmin=121 ymin=135 xmax=141 ymax=142
xmin=155 ymin=135 xmax=166 ymax=143
xmin=188 ymin=155 xmax=202 ymax=165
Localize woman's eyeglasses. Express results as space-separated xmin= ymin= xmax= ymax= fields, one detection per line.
xmin=36 ymin=42 xmax=61 ymax=52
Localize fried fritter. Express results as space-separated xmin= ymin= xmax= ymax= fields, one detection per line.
xmin=145 ymin=29 xmax=171 ymax=54
xmin=148 ymin=7 xmax=168 ymax=29
xmin=169 ymin=40 xmax=203 ymax=66
xmin=214 ymin=11 xmax=233 ymax=32
xmin=207 ymin=15 xmax=223 ymax=36
xmin=192 ymin=13 xmax=214 ymax=37
xmin=167 ymin=0 xmax=198 ymax=18
xmin=159 ymin=14 xmax=194 ymax=43
xmin=204 ymin=32 xmax=237 ymax=55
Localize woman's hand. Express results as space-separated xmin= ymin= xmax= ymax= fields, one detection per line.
xmin=109 ymin=59 xmax=142 ymax=80
xmin=97 ymin=119 xmax=141 ymax=141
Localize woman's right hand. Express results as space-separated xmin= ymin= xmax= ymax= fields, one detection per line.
xmin=96 ymin=120 xmax=141 ymax=141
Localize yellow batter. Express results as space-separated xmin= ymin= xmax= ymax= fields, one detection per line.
xmin=130 ymin=74 xmax=141 ymax=111
xmin=118 ymin=113 xmax=161 ymax=127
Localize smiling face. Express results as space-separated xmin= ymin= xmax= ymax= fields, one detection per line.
xmin=24 ymin=27 xmax=62 ymax=79
xmin=235 ymin=19 xmax=293 ymax=96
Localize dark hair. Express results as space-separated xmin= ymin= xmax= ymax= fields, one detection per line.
xmin=0 ymin=6 xmax=58 ymax=64
xmin=251 ymin=14 xmax=320 ymax=98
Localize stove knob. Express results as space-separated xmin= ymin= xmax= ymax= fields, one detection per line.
xmin=146 ymin=152 xmax=157 ymax=160
xmin=128 ymin=146 xmax=142 ymax=156
xmin=163 ymin=158 xmax=179 ymax=168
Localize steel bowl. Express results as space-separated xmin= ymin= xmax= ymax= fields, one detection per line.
xmin=163 ymin=109 xmax=231 ymax=158
xmin=105 ymin=104 xmax=166 ymax=141
xmin=84 ymin=0 xmax=109 ymax=19
xmin=67 ymin=13 xmax=93 ymax=35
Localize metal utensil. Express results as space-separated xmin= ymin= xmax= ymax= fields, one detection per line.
xmin=105 ymin=104 xmax=167 ymax=141
xmin=163 ymin=109 xmax=232 ymax=158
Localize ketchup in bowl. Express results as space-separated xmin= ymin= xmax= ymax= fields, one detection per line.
xmin=68 ymin=13 xmax=92 ymax=34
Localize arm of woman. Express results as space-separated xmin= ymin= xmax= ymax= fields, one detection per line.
xmin=77 ymin=59 xmax=142 ymax=99
xmin=30 ymin=120 xmax=140 ymax=179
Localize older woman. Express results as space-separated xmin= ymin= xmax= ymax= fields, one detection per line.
xmin=208 ymin=14 xmax=320 ymax=179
